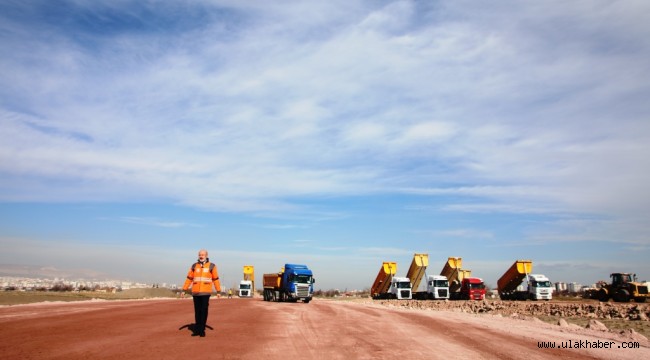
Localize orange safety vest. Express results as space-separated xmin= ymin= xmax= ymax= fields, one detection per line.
xmin=183 ymin=261 xmax=221 ymax=296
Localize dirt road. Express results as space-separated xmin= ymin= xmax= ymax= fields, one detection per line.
xmin=0 ymin=297 xmax=648 ymax=359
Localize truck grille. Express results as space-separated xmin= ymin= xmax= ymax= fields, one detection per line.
xmin=241 ymin=290 xmax=249 ymax=296
xmin=400 ymin=290 xmax=410 ymax=298
xmin=639 ymin=286 xmax=649 ymax=295
xmin=438 ymin=289 xmax=448 ymax=297
xmin=296 ymin=284 xmax=310 ymax=297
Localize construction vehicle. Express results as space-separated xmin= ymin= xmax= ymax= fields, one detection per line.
xmin=262 ymin=264 xmax=315 ymax=303
xmin=440 ymin=257 xmax=486 ymax=300
xmin=371 ymin=262 xmax=412 ymax=299
xmin=238 ymin=265 xmax=254 ymax=297
xmin=497 ymin=260 xmax=552 ymax=300
xmin=371 ymin=262 xmax=396 ymax=299
xmin=406 ymin=253 xmax=449 ymax=300
xmin=598 ymin=273 xmax=649 ymax=303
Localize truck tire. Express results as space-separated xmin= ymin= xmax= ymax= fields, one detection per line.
xmin=598 ymin=290 xmax=609 ymax=302
xmin=615 ymin=289 xmax=630 ymax=302
xmin=303 ymin=299 xmax=310 ymax=303
xmin=634 ymin=297 xmax=647 ymax=303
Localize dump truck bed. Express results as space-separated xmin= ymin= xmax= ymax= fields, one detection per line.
xmin=440 ymin=257 xmax=462 ymax=279
xmin=371 ymin=262 xmax=397 ymax=296
xmin=263 ymin=273 xmax=282 ymax=290
xmin=406 ymin=253 xmax=428 ymax=292
xmin=440 ymin=257 xmax=471 ymax=293
xmin=497 ymin=260 xmax=533 ymax=293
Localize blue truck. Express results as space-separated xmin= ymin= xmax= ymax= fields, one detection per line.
xmin=262 ymin=264 xmax=315 ymax=303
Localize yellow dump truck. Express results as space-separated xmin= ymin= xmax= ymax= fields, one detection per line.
xmin=407 ymin=254 xmax=428 ymax=294
xmin=440 ymin=257 xmax=468 ymax=293
xmin=407 ymin=253 xmax=449 ymax=300
xmin=371 ymin=262 xmax=411 ymax=300
xmin=440 ymin=257 xmax=485 ymax=300
xmin=497 ymin=260 xmax=552 ymax=300
xmin=239 ymin=265 xmax=254 ymax=297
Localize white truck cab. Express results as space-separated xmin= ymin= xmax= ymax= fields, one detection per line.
xmin=238 ymin=280 xmax=253 ymax=297
xmin=426 ymin=275 xmax=450 ymax=299
xmin=527 ymin=274 xmax=552 ymax=300
xmin=389 ymin=277 xmax=412 ymax=299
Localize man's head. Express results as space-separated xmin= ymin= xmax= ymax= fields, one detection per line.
xmin=198 ymin=249 xmax=208 ymax=262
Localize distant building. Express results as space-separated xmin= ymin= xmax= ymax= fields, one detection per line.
xmin=567 ymin=282 xmax=582 ymax=293
xmin=554 ymin=282 xmax=567 ymax=293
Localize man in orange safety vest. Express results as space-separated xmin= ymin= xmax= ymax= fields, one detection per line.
xmin=182 ymin=249 xmax=221 ymax=337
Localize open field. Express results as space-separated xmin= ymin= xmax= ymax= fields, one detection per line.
xmin=0 ymin=288 xmax=176 ymax=305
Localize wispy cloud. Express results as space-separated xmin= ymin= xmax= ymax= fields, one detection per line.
xmin=413 ymin=228 xmax=494 ymax=240
xmin=1 ymin=1 xmax=650 ymax=287
xmin=113 ymin=217 xmax=202 ymax=228
xmin=2 ymin=1 xmax=649 ymax=222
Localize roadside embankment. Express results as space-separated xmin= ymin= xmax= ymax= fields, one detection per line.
xmin=368 ymin=299 xmax=649 ymax=321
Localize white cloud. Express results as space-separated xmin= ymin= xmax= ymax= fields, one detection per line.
xmin=114 ymin=217 xmax=203 ymax=228
xmin=1 ymin=1 xmax=650 ymax=248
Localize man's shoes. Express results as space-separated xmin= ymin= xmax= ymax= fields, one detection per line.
xmin=199 ymin=332 xmax=206 ymax=337
xmin=191 ymin=332 xmax=200 ymax=337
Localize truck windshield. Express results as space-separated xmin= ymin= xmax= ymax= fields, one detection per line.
xmin=534 ymin=281 xmax=551 ymax=288
xmin=397 ymin=282 xmax=411 ymax=289
xmin=470 ymin=283 xmax=485 ymax=289
xmin=434 ymin=280 xmax=449 ymax=287
xmin=294 ymin=275 xmax=312 ymax=284
xmin=240 ymin=284 xmax=251 ymax=289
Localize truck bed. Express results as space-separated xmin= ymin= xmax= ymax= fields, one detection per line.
xmin=497 ymin=260 xmax=532 ymax=293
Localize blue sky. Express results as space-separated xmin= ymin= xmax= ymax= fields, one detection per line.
xmin=1 ymin=0 xmax=649 ymax=291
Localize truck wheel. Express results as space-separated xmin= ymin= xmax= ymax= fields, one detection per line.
xmin=634 ymin=297 xmax=646 ymax=303
xmin=615 ymin=289 xmax=630 ymax=302
xmin=598 ymin=290 xmax=609 ymax=302
xmin=303 ymin=299 xmax=310 ymax=303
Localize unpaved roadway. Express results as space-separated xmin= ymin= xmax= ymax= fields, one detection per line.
xmin=0 ymin=297 xmax=648 ymax=359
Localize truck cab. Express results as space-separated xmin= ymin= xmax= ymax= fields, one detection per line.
xmin=527 ymin=274 xmax=552 ymax=300
xmin=389 ymin=277 xmax=412 ymax=300
xmin=282 ymin=264 xmax=315 ymax=303
xmin=426 ymin=275 xmax=449 ymax=299
xmin=238 ymin=280 xmax=253 ymax=297
xmin=461 ymin=277 xmax=486 ymax=300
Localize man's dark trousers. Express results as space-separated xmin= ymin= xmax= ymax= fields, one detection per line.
xmin=193 ymin=295 xmax=210 ymax=335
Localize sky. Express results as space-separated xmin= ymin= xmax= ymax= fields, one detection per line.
xmin=1 ymin=0 xmax=650 ymax=292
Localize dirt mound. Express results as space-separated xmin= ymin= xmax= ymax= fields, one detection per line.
xmin=368 ymin=299 xmax=650 ymax=321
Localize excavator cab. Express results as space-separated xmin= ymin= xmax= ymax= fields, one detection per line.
xmin=611 ymin=273 xmax=631 ymax=286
